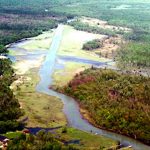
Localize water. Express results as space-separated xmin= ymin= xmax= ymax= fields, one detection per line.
xmin=35 ymin=24 xmax=150 ymax=150
xmin=58 ymin=55 xmax=106 ymax=67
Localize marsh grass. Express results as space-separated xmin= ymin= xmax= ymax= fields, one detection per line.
xmin=14 ymin=68 xmax=67 ymax=128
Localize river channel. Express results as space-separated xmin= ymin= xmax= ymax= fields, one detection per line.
xmin=12 ymin=24 xmax=150 ymax=150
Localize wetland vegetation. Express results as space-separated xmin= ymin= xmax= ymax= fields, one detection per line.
xmin=0 ymin=0 xmax=150 ymax=149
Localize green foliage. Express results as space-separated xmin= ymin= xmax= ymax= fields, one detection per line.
xmin=0 ymin=45 xmax=7 ymax=53
xmin=50 ymin=0 xmax=150 ymax=69
xmin=117 ymin=42 xmax=150 ymax=68
xmin=3 ymin=132 xmax=22 ymax=139
xmin=0 ymin=121 xmax=23 ymax=133
xmin=82 ymin=39 xmax=102 ymax=50
xmin=62 ymin=126 xmax=68 ymax=133
xmin=0 ymin=50 xmax=23 ymax=134
xmin=69 ymin=21 xmax=116 ymax=36
xmin=0 ymin=59 xmax=23 ymax=133
xmin=0 ymin=13 xmax=59 ymax=45
xmin=62 ymin=69 xmax=150 ymax=145
xmin=7 ymin=130 xmax=78 ymax=150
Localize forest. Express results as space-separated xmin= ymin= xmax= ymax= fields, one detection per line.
xmin=117 ymin=42 xmax=150 ymax=68
xmin=0 ymin=53 xmax=23 ymax=133
xmin=0 ymin=0 xmax=73 ymax=46
xmin=60 ymin=68 xmax=150 ymax=145
xmin=0 ymin=13 xmax=66 ymax=45
xmin=0 ymin=0 xmax=150 ymax=149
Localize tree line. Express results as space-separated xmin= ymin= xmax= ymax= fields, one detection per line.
xmin=69 ymin=21 xmax=117 ymax=37
xmin=59 ymin=68 xmax=150 ymax=145
xmin=0 ymin=46 xmax=23 ymax=133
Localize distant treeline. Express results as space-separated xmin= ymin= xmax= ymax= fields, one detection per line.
xmin=0 ymin=10 xmax=70 ymax=45
xmin=69 ymin=21 xmax=118 ymax=37
xmin=0 ymin=30 xmax=42 ymax=46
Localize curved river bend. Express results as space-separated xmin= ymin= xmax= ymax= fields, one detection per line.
xmin=35 ymin=25 xmax=150 ymax=150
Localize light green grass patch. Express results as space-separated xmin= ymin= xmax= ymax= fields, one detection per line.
xmin=52 ymin=62 xmax=90 ymax=87
xmin=14 ymin=68 xmax=66 ymax=128
xmin=3 ymin=132 xmax=22 ymax=139
xmin=58 ymin=128 xmax=118 ymax=150
xmin=58 ymin=25 xmax=109 ymax=62
xmin=20 ymin=30 xmax=55 ymax=51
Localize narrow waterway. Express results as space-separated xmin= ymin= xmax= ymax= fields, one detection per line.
xmin=34 ymin=24 xmax=149 ymax=150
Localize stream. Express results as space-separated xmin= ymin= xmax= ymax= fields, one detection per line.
xmin=11 ymin=24 xmax=150 ymax=150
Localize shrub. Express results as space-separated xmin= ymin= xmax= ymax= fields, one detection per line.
xmin=82 ymin=39 xmax=102 ymax=50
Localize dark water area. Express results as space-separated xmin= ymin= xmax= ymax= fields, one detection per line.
xmin=8 ymin=45 xmax=48 ymax=62
xmin=26 ymin=126 xmax=62 ymax=135
xmin=58 ymin=55 xmax=106 ymax=67
xmin=64 ymin=140 xmax=80 ymax=145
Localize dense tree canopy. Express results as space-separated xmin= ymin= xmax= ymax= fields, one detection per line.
xmin=60 ymin=69 xmax=150 ymax=145
xmin=0 ymin=47 xmax=23 ymax=133
xmin=82 ymin=39 xmax=102 ymax=51
xmin=117 ymin=42 xmax=150 ymax=68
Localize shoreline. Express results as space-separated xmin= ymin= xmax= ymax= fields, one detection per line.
xmin=77 ymin=98 xmax=150 ymax=146
xmin=54 ymin=87 xmax=150 ymax=147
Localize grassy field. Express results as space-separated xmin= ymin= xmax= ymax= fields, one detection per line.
xmin=58 ymin=25 xmax=108 ymax=62
xmin=52 ymin=62 xmax=90 ymax=88
xmin=13 ymin=68 xmax=67 ymax=128
xmin=2 ymin=128 xmax=119 ymax=150
xmin=57 ymin=127 xmax=118 ymax=150
xmin=52 ymin=25 xmax=115 ymax=88
xmin=9 ymin=30 xmax=67 ymax=127
xmin=20 ymin=30 xmax=55 ymax=51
